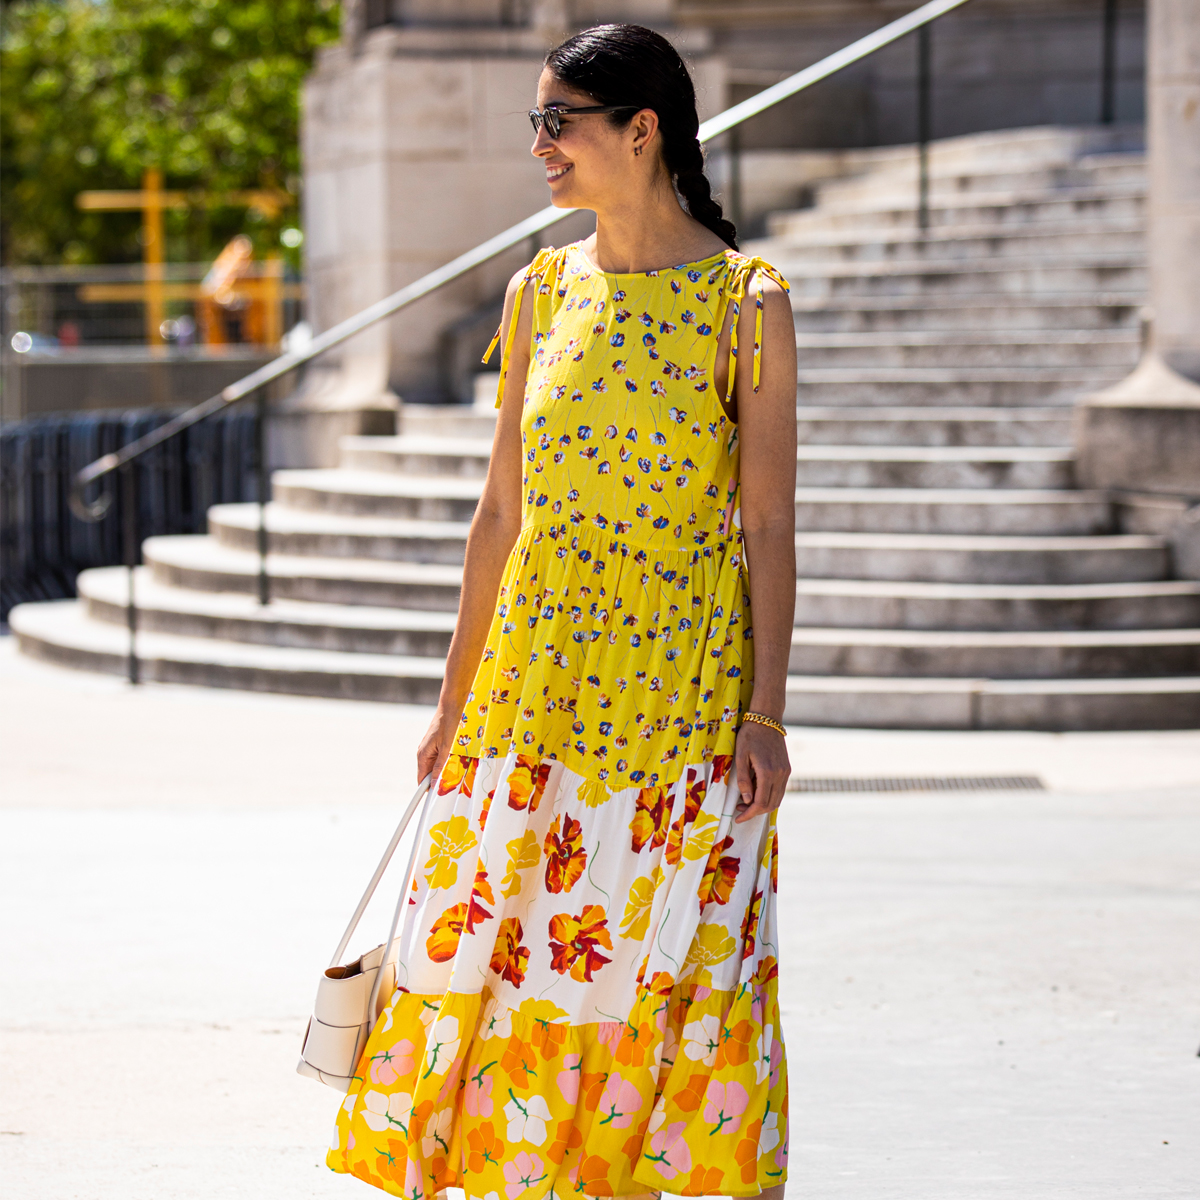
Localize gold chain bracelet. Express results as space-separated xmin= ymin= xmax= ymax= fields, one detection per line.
xmin=741 ymin=711 xmax=787 ymax=736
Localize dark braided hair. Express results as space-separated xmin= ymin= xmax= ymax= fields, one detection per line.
xmin=545 ymin=24 xmax=738 ymax=250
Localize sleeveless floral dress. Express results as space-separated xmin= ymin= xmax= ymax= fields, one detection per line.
xmin=328 ymin=243 xmax=792 ymax=1199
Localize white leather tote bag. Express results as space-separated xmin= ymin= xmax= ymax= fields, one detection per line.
xmin=297 ymin=776 xmax=433 ymax=1091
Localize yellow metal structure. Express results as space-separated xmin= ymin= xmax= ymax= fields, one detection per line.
xmin=75 ymin=173 xmax=293 ymax=346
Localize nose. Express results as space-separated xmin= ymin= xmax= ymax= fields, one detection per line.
xmin=531 ymin=124 xmax=556 ymax=158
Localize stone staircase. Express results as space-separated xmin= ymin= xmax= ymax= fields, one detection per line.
xmin=13 ymin=125 xmax=1200 ymax=728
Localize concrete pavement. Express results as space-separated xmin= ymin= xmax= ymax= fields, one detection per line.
xmin=1 ymin=637 xmax=1198 ymax=1198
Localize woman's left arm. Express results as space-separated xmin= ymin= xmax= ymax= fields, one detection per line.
xmin=732 ymin=273 xmax=797 ymax=823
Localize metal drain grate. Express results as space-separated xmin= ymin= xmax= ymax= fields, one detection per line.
xmin=787 ymin=775 xmax=1045 ymax=793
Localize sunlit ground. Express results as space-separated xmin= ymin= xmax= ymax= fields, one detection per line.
xmin=2 ymin=636 xmax=1198 ymax=1199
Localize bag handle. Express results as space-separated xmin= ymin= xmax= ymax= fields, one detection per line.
xmin=328 ymin=775 xmax=433 ymax=971
xmin=365 ymin=777 xmax=437 ymax=1029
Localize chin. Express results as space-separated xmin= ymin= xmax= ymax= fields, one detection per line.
xmin=548 ymin=183 xmax=582 ymax=209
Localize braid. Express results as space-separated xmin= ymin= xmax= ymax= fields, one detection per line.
xmin=670 ymin=138 xmax=738 ymax=250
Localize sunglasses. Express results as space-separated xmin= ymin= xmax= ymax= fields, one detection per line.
xmin=528 ymin=104 xmax=637 ymax=139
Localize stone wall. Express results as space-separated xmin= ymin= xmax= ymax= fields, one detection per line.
xmin=708 ymin=0 xmax=1145 ymax=151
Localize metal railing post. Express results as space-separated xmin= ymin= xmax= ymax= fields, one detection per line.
xmin=254 ymin=388 xmax=270 ymax=606
xmin=120 ymin=460 xmax=139 ymax=684
xmin=1101 ymin=0 xmax=1119 ymax=124
xmin=917 ymin=21 xmax=933 ymax=233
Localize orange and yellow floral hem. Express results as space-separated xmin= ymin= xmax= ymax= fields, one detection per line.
xmin=327 ymin=967 xmax=788 ymax=1198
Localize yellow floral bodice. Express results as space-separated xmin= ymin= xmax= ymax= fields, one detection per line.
xmin=459 ymin=242 xmax=791 ymax=796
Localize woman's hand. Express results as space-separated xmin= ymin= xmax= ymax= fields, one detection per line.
xmin=416 ymin=707 xmax=458 ymax=788
xmin=733 ymin=721 xmax=791 ymax=824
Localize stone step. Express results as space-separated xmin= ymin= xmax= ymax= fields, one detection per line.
xmin=385 ymin=405 xmax=1076 ymax=448
xmin=814 ymin=166 xmax=1144 ymax=208
xmin=793 ymin=578 xmax=1200 ymax=631
xmin=18 ymin=599 xmax=1199 ymax=730
xmin=271 ymin=469 xmax=483 ymax=522
xmin=208 ymin=503 xmax=469 ymax=563
xmin=794 ymin=329 xmax=1139 ymax=369
xmin=763 ymin=186 xmax=1145 ymax=236
xmin=1076 ymin=152 xmax=1147 ymax=187
xmin=76 ymin=567 xmax=457 ymax=656
xmin=779 ymin=256 xmax=1146 ymax=301
xmin=791 ymin=295 xmax=1142 ymax=333
xmin=401 ymin=404 xmax=500 ymax=439
xmin=794 ymin=368 xmax=1122 ymax=407
xmin=796 ymin=124 xmax=1141 ymax=179
xmin=142 ymin=535 xmax=464 ymax=609
xmin=774 ymin=222 xmax=1145 ymax=264
xmin=9 ymin=599 xmax=447 ymax=704
xmin=793 ymin=447 xmax=1073 ymax=489
xmin=274 ymin=466 xmax=1108 ymax=532
xmin=339 ymin=434 xmax=493 ymax=476
xmin=78 ymin=568 xmax=1200 ymax=650
xmin=151 ymin=526 xmax=1163 ymax=594
xmin=794 ymin=407 xmax=1072 ymax=447
xmin=787 ymin=625 xmax=1200 ymax=679
xmin=329 ymin=440 xmax=1074 ymax=489
xmin=794 ymin=532 xmax=1166 ymax=584
xmin=781 ymin=673 xmax=1200 ymax=731
xmin=795 ymin=487 xmax=1109 ymax=535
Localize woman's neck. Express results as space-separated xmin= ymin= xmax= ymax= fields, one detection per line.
xmin=584 ymin=182 xmax=727 ymax=274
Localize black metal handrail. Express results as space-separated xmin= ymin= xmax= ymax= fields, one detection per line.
xmin=64 ymin=0 xmax=998 ymax=683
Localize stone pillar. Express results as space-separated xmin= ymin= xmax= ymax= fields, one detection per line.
xmin=1075 ymin=0 xmax=1200 ymax=503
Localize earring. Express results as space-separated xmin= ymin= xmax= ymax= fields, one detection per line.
xmin=634 ymin=145 xmax=642 ymax=157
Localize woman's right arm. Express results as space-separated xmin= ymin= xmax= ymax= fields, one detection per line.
xmin=416 ymin=265 xmax=534 ymax=784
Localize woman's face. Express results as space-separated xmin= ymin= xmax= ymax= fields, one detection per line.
xmin=531 ymin=67 xmax=657 ymax=211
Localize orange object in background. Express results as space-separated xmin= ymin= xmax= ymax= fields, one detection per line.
xmin=198 ymin=236 xmax=284 ymax=347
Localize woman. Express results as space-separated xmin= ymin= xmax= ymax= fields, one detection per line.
xmin=328 ymin=24 xmax=797 ymax=1200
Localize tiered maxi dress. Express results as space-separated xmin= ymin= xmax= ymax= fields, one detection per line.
xmin=328 ymin=242 xmax=792 ymax=1199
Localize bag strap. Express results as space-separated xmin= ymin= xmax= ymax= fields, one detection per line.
xmin=365 ymin=781 xmax=437 ymax=1028
xmin=328 ymin=775 xmax=433 ymax=970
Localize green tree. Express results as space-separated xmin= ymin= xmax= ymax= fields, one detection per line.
xmin=0 ymin=0 xmax=341 ymax=265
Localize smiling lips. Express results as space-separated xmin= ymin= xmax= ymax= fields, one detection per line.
xmin=547 ymin=163 xmax=573 ymax=182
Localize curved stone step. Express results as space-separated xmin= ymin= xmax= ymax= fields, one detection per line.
xmin=794 ymin=487 xmax=1108 ymax=535
xmin=813 ymin=167 xmax=1143 ymax=207
xmin=15 ymin=602 xmax=1199 ymax=731
xmin=793 ymin=578 xmax=1200 ymax=631
xmin=271 ymin=469 xmax=483 ymax=521
xmin=787 ymin=626 xmax=1200 ymax=678
xmin=777 ymin=225 xmax=1145 ymax=268
xmin=143 ymin=536 xmax=463 ymax=609
xmin=780 ymin=255 xmax=1146 ymax=301
xmin=401 ymin=404 xmax=500 ymax=439
xmin=793 ymin=447 xmax=1073 ymax=490
xmin=332 ymin=441 xmax=1076 ymax=490
xmin=782 ymin=673 xmax=1200 ymax=731
xmin=208 ymin=503 xmax=469 ymax=563
xmin=77 ymin=567 xmax=456 ymax=656
xmin=791 ymin=295 xmax=1142 ymax=334
xmin=794 ymin=407 xmax=1072 ymax=447
xmin=338 ymin=434 xmax=493 ymax=476
xmin=9 ymin=600 xmax=447 ymax=704
xmin=794 ymin=532 xmax=1166 ymax=584
xmin=379 ymin=405 xmax=1076 ymax=448
xmin=766 ymin=186 xmax=1145 ymax=236
xmin=793 ymin=329 xmax=1139 ymax=369
xmin=270 ymin=472 xmax=1107 ymax=533
xmin=795 ymin=366 xmax=1123 ymax=407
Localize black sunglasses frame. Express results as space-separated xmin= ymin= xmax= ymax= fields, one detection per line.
xmin=528 ymin=105 xmax=638 ymax=139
